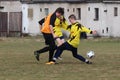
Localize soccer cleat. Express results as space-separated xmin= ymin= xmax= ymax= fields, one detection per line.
xmin=46 ymin=61 xmax=55 ymax=65
xmin=86 ymin=61 xmax=92 ymax=64
xmin=58 ymin=56 xmax=62 ymax=60
xmin=34 ymin=51 xmax=40 ymax=61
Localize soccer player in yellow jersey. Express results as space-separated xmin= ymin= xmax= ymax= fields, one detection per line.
xmin=48 ymin=14 xmax=96 ymax=64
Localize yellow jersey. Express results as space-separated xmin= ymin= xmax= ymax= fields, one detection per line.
xmin=53 ymin=17 xmax=68 ymax=37
xmin=67 ymin=22 xmax=92 ymax=48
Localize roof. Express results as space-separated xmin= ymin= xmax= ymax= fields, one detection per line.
xmin=0 ymin=0 xmax=20 ymax=1
xmin=1 ymin=0 xmax=120 ymax=3
xmin=103 ymin=0 xmax=120 ymax=3
xmin=87 ymin=0 xmax=120 ymax=3
xmin=20 ymin=0 xmax=88 ymax=3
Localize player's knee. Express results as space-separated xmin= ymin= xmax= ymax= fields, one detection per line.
xmin=57 ymin=44 xmax=64 ymax=50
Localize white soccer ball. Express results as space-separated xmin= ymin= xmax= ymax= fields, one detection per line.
xmin=87 ymin=51 xmax=95 ymax=58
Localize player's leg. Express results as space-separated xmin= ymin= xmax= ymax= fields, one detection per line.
xmin=48 ymin=44 xmax=56 ymax=62
xmin=46 ymin=34 xmax=57 ymax=63
xmin=46 ymin=42 xmax=66 ymax=65
xmin=71 ymin=48 xmax=86 ymax=62
xmin=53 ymin=43 xmax=65 ymax=60
xmin=34 ymin=33 xmax=55 ymax=61
xmin=57 ymin=36 xmax=65 ymax=60
xmin=34 ymin=45 xmax=50 ymax=60
xmin=35 ymin=46 xmax=49 ymax=54
xmin=34 ymin=33 xmax=49 ymax=61
xmin=71 ymin=47 xmax=92 ymax=64
xmin=34 ymin=46 xmax=49 ymax=61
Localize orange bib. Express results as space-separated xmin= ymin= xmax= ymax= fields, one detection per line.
xmin=41 ymin=14 xmax=52 ymax=33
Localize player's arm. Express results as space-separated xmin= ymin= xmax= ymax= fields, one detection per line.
xmin=38 ymin=18 xmax=45 ymax=31
xmin=76 ymin=23 xmax=92 ymax=34
xmin=76 ymin=23 xmax=95 ymax=35
xmin=81 ymin=25 xmax=96 ymax=34
xmin=81 ymin=26 xmax=92 ymax=34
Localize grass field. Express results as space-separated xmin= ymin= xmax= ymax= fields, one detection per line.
xmin=0 ymin=37 xmax=120 ymax=80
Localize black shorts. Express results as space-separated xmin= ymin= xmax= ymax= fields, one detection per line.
xmin=42 ymin=33 xmax=55 ymax=46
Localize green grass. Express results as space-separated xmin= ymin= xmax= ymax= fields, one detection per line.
xmin=0 ymin=37 xmax=120 ymax=80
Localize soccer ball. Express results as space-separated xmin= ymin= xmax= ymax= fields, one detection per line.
xmin=87 ymin=51 xmax=95 ymax=59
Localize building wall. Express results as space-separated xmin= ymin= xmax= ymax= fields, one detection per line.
xmin=22 ymin=2 xmax=120 ymax=37
xmin=0 ymin=1 xmax=22 ymax=12
xmin=22 ymin=3 xmax=74 ymax=36
xmin=22 ymin=4 xmax=29 ymax=33
xmin=106 ymin=4 xmax=120 ymax=37
xmin=22 ymin=3 xmax=89 ymax=36
xmin=85 ymin=3 xmax=108 ymax=36
xmin=83 ymin=3 xmax=120 ymax=37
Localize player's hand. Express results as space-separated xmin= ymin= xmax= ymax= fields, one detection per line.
xmin=92 ymin=30 xmax=97 ymax=35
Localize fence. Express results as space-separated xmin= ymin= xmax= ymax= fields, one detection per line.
xmin=0 ymin=12 xmax=22 ymax=37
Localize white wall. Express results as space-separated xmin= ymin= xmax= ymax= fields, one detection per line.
xmin=1 ymin=1 xmax=120 ymax=37
xmin=0 ymin=1 xmax=22 ymax=12
xmin=22 ymin=2 xmax=120 ymax=37
xmin=22 ymin=4 xmax=29 ymax=33
xmin=85 ymin=3 xmax=107 ymax=36
xmin=106 ymin=4 xmax=120 ymax=37
xmin=22 ymin=3 xmax=74 ymax=36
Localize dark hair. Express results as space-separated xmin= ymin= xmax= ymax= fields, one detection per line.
xmin=68 ymin=14 xmax=76 ymax=20
xmin=55 ymin=7 xmax=64 ymax=15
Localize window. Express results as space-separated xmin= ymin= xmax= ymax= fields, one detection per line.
xmin=114 ymin=7 xmax=118 ymax=16
xmin=106 ymin=27 xmax=108 ymax=33
xmin=28 ymin=8 xmax=33 ymax=19
xmin=88 ymin=7 xmax=90 ymax=11
xmin=67 ymin=9 xmax=69 ymax=12
xmin=94 ymin=8 xmax=99 ymax=21
xmin=44 ymin=8 xmax=49 ymax=16
xmin=40 ymin=8 xmax=42 ymax=12
xmin=102 ymin=29 xmax=104 ymax=33
xmin=76 ymin=8 xmax=81 ymax=20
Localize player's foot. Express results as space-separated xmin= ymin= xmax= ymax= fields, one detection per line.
xmin=58 ymin=56 xmax=62 ymax=60
xmin=86 ymin=61 xmax=92 ymax=64
xmin=34 ymin=51 xmax=39 ymax=61
xmin=46 ymin=61 xmax=55 ymax=65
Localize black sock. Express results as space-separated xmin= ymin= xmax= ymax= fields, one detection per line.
xmin=37 ymin=46 xmax=49 ymax=54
